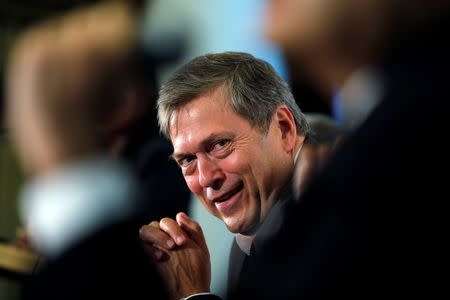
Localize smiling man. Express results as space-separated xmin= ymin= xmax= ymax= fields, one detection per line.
xmin=169 ymin=84 xmax=304 ymax=235
xmin=139 ymin=52 xmax=319 ymax=299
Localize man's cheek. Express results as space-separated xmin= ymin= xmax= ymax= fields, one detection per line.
xmin=185 ymin=175 xmax=200 ymax=194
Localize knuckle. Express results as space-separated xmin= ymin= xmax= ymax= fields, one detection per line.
xmin=149 ymin=221 xmax=160 ymax=228
xmin=139 ymin=225 xmax=146 ymax=233
xmin=160 ymin=217 xmax=171 ymax=225
xmin=139 ymin=225 xmax=150 ymax=238
xmin=159 ymin=217 xmax=175 ymax=230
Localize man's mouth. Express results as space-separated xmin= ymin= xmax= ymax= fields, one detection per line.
xmin=211 ymin=181 xmax=244 ymax=204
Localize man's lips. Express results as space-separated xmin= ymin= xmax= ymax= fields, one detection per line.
xmin=210 ymin=181 xmax=244 ymax=203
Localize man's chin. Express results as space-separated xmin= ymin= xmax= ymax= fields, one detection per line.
xmin=224 ymin=219 xmax=258 ymax=235
xmin=223 ymin=220 xmax=240 ymax=234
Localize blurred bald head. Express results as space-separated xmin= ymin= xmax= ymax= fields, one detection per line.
xmin=6 ymin=1 xmax=148 ymax=175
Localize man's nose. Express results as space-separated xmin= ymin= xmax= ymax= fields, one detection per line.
xmin=197 ymin=155 xmax=224 ymax=190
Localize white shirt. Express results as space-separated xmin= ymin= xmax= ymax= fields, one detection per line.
xmin=19 ymin=157 xmax=138 ymax=258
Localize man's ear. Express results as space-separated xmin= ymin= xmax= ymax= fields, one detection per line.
xmin=274 ymin=105 xmax=298 ymax=153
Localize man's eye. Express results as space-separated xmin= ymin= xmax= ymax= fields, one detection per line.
xmin=211 ymin=139 xmax=229 ymax=151
xmin=179 ymin=156 xmax=195 ymax=167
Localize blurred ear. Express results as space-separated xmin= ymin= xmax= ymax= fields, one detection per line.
xmin=274 ymin=105 xmax=298 ymax=154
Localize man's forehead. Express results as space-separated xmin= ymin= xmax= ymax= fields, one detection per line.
xmin=170 ymin=117 xmax=225 ymax=154
xmin=169 ymin=101 xmax=242 ymax=156
xmin=168 ymin=91 xmax=232 ymax=137
xmin=168 ymin=105 xmax=200 ymax=142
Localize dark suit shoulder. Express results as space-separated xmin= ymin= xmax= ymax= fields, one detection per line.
xmin=23 ymin=219 xmax=168 ymax=300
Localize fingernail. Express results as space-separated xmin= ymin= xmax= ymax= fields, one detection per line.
xmin=177 ymin=236 xmax=185 ymax=245
xmin=167 ymin=240 xmax=174 ymax=248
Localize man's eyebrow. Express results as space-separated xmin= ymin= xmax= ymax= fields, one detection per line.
xmin=171 ymin=150 xmax=195 ymax=162
xmin=170 ymin=152 xmax=186 ymax=162
xmin=171 ymin=132 xmax=234 ymax=161
xmin=201 ymin=133 xmax=228 ymax=147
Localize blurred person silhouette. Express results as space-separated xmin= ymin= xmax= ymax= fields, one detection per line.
xmin=228 ymin=0 xmax=450 ymax=298
xmin=138 ymin=52 xmax=345 ymax=299
xmin=6 ymin=2 xmax=189 ymax=253
xmin=4 ymin=1 xmax=180 ymax=299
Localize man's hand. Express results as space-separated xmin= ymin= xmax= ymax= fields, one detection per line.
xmin=139 ymin=213 xmax=211 ymax=300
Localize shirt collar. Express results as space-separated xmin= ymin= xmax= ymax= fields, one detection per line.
xmin=235 ymin=234 xmax=255 ymax=256
xmin=333 ymin=67 xmax=384 ymax=129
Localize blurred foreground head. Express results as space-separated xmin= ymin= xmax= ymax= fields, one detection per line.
xmin=6 ymin=1 xmax=154 ymax=177
xmin=265 ymin=0 xmax=450 ymax=94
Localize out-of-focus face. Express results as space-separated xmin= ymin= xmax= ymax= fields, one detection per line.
xmin=265 ymin=0 xmax=338 ymax=54
xmin=169 ymin=87 xmax=295 ymax=235
xmin=265 ymin=0 xmax=387 ymax=58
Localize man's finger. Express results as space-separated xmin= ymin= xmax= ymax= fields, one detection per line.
xmin=159 ymin=217 xmax=188 ymax=246
xmin=176 ymin=213 xmax=208 ymax=251
xmin=139 ymin=223 xmax=176 ymax=249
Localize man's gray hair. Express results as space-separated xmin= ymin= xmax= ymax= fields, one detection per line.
xmin=157 ymin=51 xmax=310 ymax=137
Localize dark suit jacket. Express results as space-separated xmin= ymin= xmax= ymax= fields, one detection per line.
xmin=22 ymin=218 xmax=168 ymax=300
xmin=233 ymin=14 xmax=449 ymax=299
